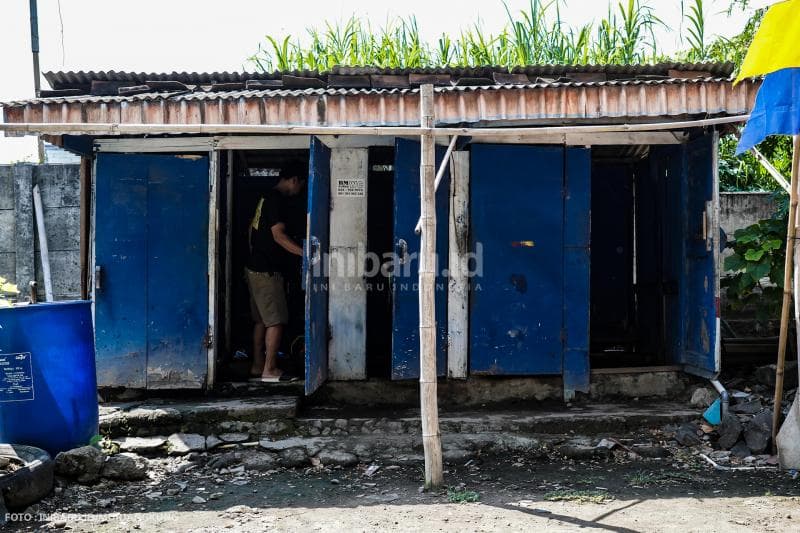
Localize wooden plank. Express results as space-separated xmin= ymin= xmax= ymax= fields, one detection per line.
xmin=447 ymin=151 xmax=469 ymax=379
xmin=328 ymin=148 xmax=369 ymax=380
xmin=224 ymin=150 xmax=234 ymax=353
xmin=207 ymin=150 xmax=220 ymax=388
xmin=32 ymin=184 xmax=53 ymax=301
xmin=79 ymin=157 xmax=91 ymax=299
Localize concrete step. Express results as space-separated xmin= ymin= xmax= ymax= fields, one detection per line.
xmin=100 ymin=396 xmax=300 ymax=438
xmin=295 ymin=403 xmax=698 ymax=437
xmin=100 ymin=398 xmax=698 ymax=443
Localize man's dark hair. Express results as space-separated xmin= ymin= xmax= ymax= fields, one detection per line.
xmin=280 ymin=163 xmax=307 ymax=181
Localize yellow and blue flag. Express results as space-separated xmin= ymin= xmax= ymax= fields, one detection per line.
xmin=734 ymin=0 xmax=800 ymax=84
xmin=736 ymin=67 xmax=800 ymax=154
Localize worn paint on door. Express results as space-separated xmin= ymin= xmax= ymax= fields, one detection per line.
xmin=391 ymin=138 xmax=449 ymax=380
xmin=94 ymin=153 xmax=209 ymax=389
xmin=470 ymin=144 xmax=565 ymax=375
xmin=305 ymin=137 xmax=332 ymax=394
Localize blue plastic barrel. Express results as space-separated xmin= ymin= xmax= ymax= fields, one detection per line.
xmin=0 ymin=301 xmax=99 ymax=455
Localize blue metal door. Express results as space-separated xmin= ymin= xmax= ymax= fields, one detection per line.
xmin=145 ymin=155 xmax=210 ymax=388
xmin=94 ymin=153 xmax=209 ymax=389
xmin=682 ymin=133 xmax=719 ymax=376
xmin=391 ymin=138 xmax=449 ymax=379
xmin=94 ymin=154 xmax=148 ymax=388
xmin=470 ymin=145 xmax=565 ymax=375
xmin=305 ymin=137 xmax=331 ymax=394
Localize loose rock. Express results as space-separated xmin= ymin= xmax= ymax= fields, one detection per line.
xmin=167 ymin=433 xmax=206 ymax=455
xmin=316 ymin=449 xmax=359 ymax=467
xmin=278 ymin=448 xmax=308 ymax=468
xmin=241 ymin=452 xmax=278 ymax=472
xmin=717 ymin=414 xmax=743 ymax=450
xmin=690 ymin=388 xmax=716 ymax=409
xmin=54 ymin=446 xmax=106 ymax=484
xmin=101 ymin=452 xmax=149 ymax=481
xmin=674 ymin=423 xmax=702 ymax=447
xmin=115 ymin=436 xmax=167 ymax=454
xmin=744 ymin=409 xmax=772 ymax=454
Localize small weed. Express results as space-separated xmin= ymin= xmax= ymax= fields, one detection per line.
xmin=544 ymin=489 xmax=613 ymax=504
xmin=626 ymin=470 xmax=694 ymax=486
xmin=447 ymin=489 xmax=480 ymax=503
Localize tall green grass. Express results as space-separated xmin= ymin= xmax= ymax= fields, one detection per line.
xmin=247 ymin=0 xmax=728 ymax=72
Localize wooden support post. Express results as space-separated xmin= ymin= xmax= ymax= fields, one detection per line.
xmin=224 ymin=149 xmax=234 ymax=353
xmin=79 ymin=157 xmax=91 ymax=300
xmin=773 ymin=135 xmax=800 ymax=453
xmin=419 ymin=84 xmax=443 ymax=489
xmin=447 ymin=151 xmax=469 ymax=379
xmin=32 ymin=183 xmax=53 ymax=301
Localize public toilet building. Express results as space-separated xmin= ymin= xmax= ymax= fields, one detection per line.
xmin=0 ymin=63 xmax=759 ymax=401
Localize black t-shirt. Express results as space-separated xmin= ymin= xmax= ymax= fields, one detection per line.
xmin=247 ymin=189 xmax=285 ymax=273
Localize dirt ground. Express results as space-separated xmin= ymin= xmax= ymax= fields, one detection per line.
xmin=6 ymin=450 xmax=800 ymax=532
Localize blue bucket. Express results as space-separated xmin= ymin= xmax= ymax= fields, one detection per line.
xmin=0 ymin=301 xmax=99 ymax=455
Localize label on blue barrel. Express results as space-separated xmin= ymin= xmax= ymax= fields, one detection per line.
xmin=0 ymin=352 xmax=34 ymax=402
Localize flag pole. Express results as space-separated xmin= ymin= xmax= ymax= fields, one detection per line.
xmin=773 ymin=135 xmax=800 ymax=453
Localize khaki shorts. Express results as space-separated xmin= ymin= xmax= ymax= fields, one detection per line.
xmin=246 ymin=268 xmax=288 ymax=327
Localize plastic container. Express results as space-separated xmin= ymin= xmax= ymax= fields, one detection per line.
xmin=0 ymin=301 xmax=99 ymax=456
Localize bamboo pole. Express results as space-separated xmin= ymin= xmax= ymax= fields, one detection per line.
xmin=419 ymin=84 xmax=443 ymax=489
xmin=0 ymin=114 xmax=750 ymax=137
xmin=773 ymin=135 xmax=800 ymax=453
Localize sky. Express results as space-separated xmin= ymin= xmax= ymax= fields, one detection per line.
xmin=0 ymin=0 xmax=774 ymax=162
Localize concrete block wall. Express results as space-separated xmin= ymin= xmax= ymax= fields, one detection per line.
xmin=719 ymin=192 xmax=777 ymax=239
xmin=0 ymin=163 xmax=81 ymax=301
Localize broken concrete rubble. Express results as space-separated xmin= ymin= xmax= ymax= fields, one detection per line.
xmin=717 ymin=414 xmax=744 ymax=450
xmin=54 ymin=446 xmax=106 ymax=484
xmin=101 ymin=453 xmax=149 ymax=481
xmin=743 ymin=409 xmax=772 ymax=455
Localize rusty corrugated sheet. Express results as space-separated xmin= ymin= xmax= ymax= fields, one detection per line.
xmin=42 ymin=62 xmax=735 ymax=89
xmin=3 ymin=77 xmax=759 ymax=130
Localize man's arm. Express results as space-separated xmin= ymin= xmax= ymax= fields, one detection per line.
xmin=271 ymin=222 xmax=303 ymax=256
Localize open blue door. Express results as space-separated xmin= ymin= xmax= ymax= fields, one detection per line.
xmin=391 ymin=138 xmax=449 ymax=379
xmin=470 ymin=145 xmax=565 ymax=375
xmin=95 ymin=153 xmax=209 ymax=389
xmin=305 ymin=137 xmax=331 ymax=394
xmin=681 ymin=132 xmax=720 ymax=377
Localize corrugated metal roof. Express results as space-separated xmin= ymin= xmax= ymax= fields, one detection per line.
xmin=2 ymin=76 xmax=759 ymax=132
xmin=42 ymin=62 xmax=734 ymax=90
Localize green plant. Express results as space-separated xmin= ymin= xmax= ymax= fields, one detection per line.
xmin=0 ymin=276 xmax=19 ymax=307
xmin=447 ymin=488 xmax=480 ymax=503
xmin=544 ymin=489 xmax=613 ymax=504
xmin=723 ymin=213 xmax=787 ymax=323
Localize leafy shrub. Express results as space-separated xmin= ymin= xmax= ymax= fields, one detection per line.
xmin=0 ymin=276 xmax=19 ymax=308
xmin=722 ymin=215 xmax=786 ymax=323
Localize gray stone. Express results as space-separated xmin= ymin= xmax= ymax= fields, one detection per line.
xmin=442 ymin=448 xmax=472 ymax=463
xmin=167 ymin=433 xmax=206 ymax=455
xmin=732 ymin=400 xmax=763 ymax=415
xmin=744 ymin=409 xmax=773 ymax=454
xmin=241 ymin=452 xmax=279 ymax=472
xmin=256 ymin=420 xmax=291 ymax=435
xmin=556 ymin=444 xmax=609 ymax=460
xmin=259 ymin=437 xmax=324 ymax=456
xmin=316 ymin=450 xmax=358 ymax=467
xmin=333 ymin=419 xmax=349 ymax=430
xmin=278 ymin=448 xmax=308 ymax=468
xmin=219 ymin=432 xmax=250 ymax=443
xmin=101 ymin=453 xmax=148 ymax=481
xmin=675 ymin=423 xmax=702 ymax=447
xmin=192 ymin=496 xmax=206 ymax=504
xmin=755 ymin=362 xmax=798 ymax=389
xmin=690 ymin=387 xmax=716 ymax=409
xmin=55 ymin=446 xmax=106 ymax=484
xmin=205 ymin=435 xmax=223 ymax=450
xmin=207 ymin=452 xmax=241 ymax=470
xmin=730 ymin=440 xmax=751 ymax=459
xmin=115 ymin=436 xmax=167 ymax=454
xmin=717 ymin=414 xmax=743 ymax=450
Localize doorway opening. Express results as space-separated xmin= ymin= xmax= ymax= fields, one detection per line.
xmin=218 ymin=149 xmax=309 ymax=383
xmin=590 ymin=145 xmax=674 ymax=369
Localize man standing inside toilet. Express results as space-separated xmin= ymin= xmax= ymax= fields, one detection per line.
xmin=246 ymin=165 xmax=305 ymax=382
